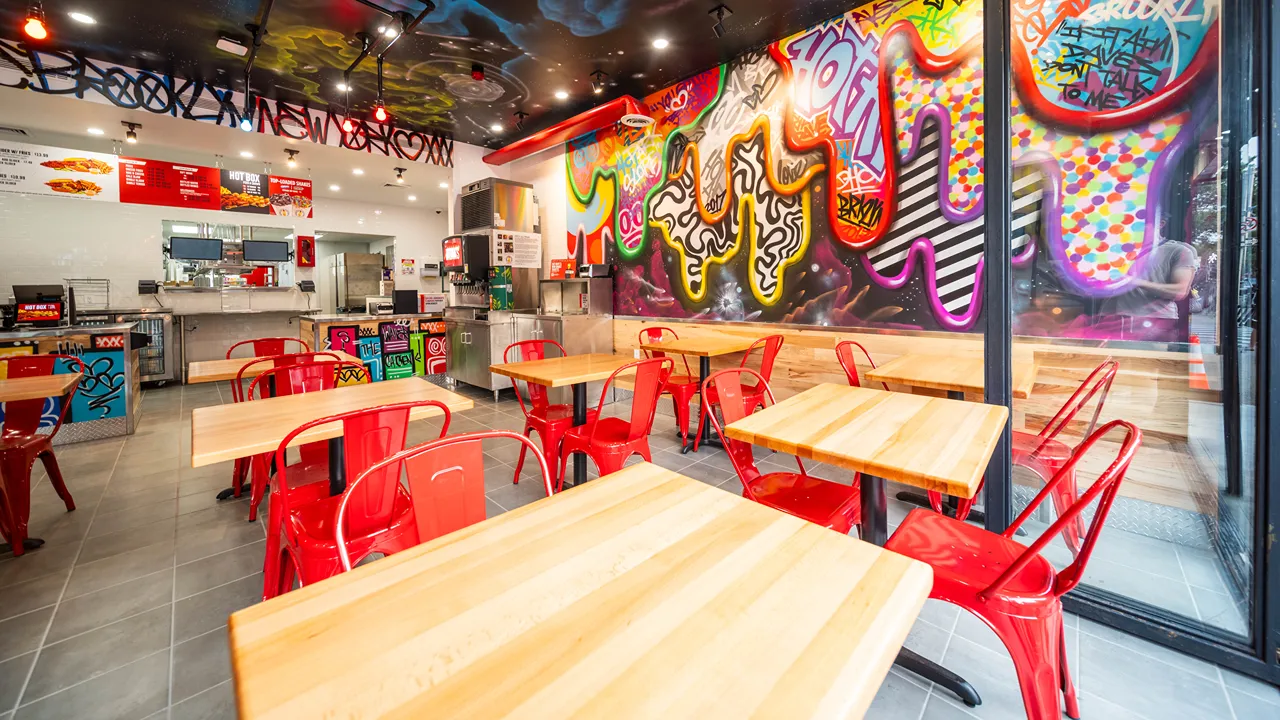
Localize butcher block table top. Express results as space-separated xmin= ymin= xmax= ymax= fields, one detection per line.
xmin=490 ymin=352 xmax=636 ymax=388
xmin=724 ymin=383 xmax=1008 ymax=498
xmin=187 ymin=351 xmax=364 ymax=384
xmin=639 ymin=334 xmax=758 ymax=357
xmin=227 ymin=462 xmax=932 ymax=720
xmin=0 ymin=373 xmax=82 ymax=403
xmin=865 ymin=353 xmax=1038 ymax=399
xmin=190 ymin=377 xmax=472 ymax=467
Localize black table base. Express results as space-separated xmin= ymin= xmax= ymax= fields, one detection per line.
xmin=570 ymin=382 xmax=588 ymax=487
xmin=681 ymin=356 xmax=715 ymax=454
xmin=216 ymin=482 xmax=251 ymax=501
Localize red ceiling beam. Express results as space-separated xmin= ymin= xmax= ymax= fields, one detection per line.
xmin=483 ymin=96 xmax=645 ymax=166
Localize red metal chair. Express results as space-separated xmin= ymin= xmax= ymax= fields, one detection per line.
xmin=225 ymin=336 xmax=310 ymax=359
xmin=556 ymin=357 xmax=672 ymax=491
xmin=242 ymin=361 xmax=370 ymax=523
xmin=226 ymin=351 xmax=342 ymax=496
xmin=703 ymin=368 xmax=862 ymax=534
xmin=835 ymin=340 xmax=886 ymax=389
xmin=336 ymin=430 xmax=554 ymax=571
xmin=927 ymin=359 xmax=1118 ymax=556
xmin=639 ymin=327 xmax=700 ymax=448
xmin=0 ymin=355 xmax=82 ymax=556
xmin=263 ymin=400 xmax=453 ymax=599
xmin=886 ymin=419 xmax=1142 ymax=720
xmin=504 ymin=340 xmax=598 ymax=489
xmin=693 ymin=335 xmax=784 ymax=451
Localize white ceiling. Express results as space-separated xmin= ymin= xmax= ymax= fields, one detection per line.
xmin=314 ymin=231 xmax=395 ymax=244
xmin=0 ymin=91 xmax=453 ymax=208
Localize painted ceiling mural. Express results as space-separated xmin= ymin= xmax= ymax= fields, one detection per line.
xmin=567 ymin=0 xmax=1220 ymax=334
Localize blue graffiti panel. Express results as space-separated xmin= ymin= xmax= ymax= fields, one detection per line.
xmin=357 ymin=337 xmax=383 ymax=382
xmin=62 ymin=351 xmax=125 ymax=420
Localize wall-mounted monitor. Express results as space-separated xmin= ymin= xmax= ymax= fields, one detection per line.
xmin=169 ymin=237 xmax=224 ymax=261
xmin=242 ymin=240 xmax=291 ymax=263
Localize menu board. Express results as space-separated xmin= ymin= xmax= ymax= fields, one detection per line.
xmin=268 ymin=176 xmax=313 ymax=218
xmin=0 ymin=141 xmax=119 ymax=200
xmin=119 ymin=157 xmax=220 ymax=210
xmin=219 ymin=169 xmax=269 ymax=214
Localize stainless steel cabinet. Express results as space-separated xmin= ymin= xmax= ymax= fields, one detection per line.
xmin=445 ymin=318 xmax=512 ymax=399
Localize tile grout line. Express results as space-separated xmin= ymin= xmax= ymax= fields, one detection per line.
xmin=9 ymin=438 xmax=125 ymax=715
xmin=13 ymin=647 xmax=171 ymax=711
xmin=168 ymin=380 xmax=185 ymax=716
xmin=1216 ymin=666 xmax=1240 ymax=720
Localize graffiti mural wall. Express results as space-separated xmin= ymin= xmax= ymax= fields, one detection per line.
xmin=303 ymin=317 xmax=447 ymax=383
xmin=568 ymin=0 xmax=1219 ymax=339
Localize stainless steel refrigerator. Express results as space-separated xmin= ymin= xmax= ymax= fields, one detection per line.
xmin=329 ymin=253 xmax=384 ymax=313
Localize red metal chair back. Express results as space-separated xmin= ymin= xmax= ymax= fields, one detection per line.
xmin=225 ymin=336 xmax=310 ymax=359
xmin=741 ymin=335 xmax=784 ymax=382
xmin=986 ymin=420 xmax=1142 ymax=601
xmin=336 ymin=430 xmax=553 ymax=570
xmin=1031 ymin=358 xmax=1119 ymax=455
xmin=503 ymin=340 xmax=566 ymax=416
xmin=834 ymin=341 xmax=887 ymax=389
xmin=0 ymin=355 xmax=84 ymax=438
xmin=232 ymin=352 xmax=341 ymax=403
xmin=639 ymin=326 xmax=692 ymax=377
xmin=275 ymin=400 xmax=454 ymax=543
xmin=702 ymin=368 xmax=807 ymax=493
xmin=246 ymin=360 xmax=369 ymax=400
xmin=608 ymin=357 xmax=673 ymax=444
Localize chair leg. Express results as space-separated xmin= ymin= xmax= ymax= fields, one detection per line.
xmin=985 ymin=609 xmax=1066 ymax=720
xmin=513 ymin=424 xmax=534 ymax=485
xmin=692 ymin=404 xmax=708 ymax=452
xmin=671 ymin=395 xmax=690 ymax=446
xmin=248 ymin=455 xmax=269 ymax=522
xmin=0 ymin=453 xmax=33 ymax=557
xmin=274 ymin=548 xmax=298 ymax=598
xmin=1060 ymin=621 xmax=1080 ymax=719
xmin=38 ymin=450 xmax=75 ymax=512
xmin=556 ymin=448 xmax=571 ymax=494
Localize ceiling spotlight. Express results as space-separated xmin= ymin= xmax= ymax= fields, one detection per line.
xmin=216 ymin=36 xmax=248 ymax=56
xmin=407 ymin=194 xmax=416 ymax=201
xmin=591 ymin=70 xmax=607 ymax=95
xmin=239 ymin=151 xmax=253 ymax=158
xmin=652 ymin=37 xmax=669 ymax=49
xmin=514 ymin=110 xmax=528 ymax=131
xmin=554 ymin=90 xmax=569 ymax=100
xmin=489 ymin=123 xmax=502 ymax=133
xmin=352 ymin=168 xmax=364 ymax=176
xmin=284 ymin=149 xmax=299 ymax=168
xmin=335 ymin=82 xmax=348 ymax=92
xmin=68 ymin=11 xmax=94 ymax=24
xmin=121 ymin=121 xmax=140 ymax=144
xmin=329 ymin=184 xmax=340 ymax=191
xmin=383 ymin=26 xmax=398 ymax=37
xmin=394 ymin=167 xmax=406 ymax=183
xmin=86 ymin=127 xmax=104 ymax=136
xmin=709 ymin=4 xmax=733 ymax=38
xmin=376 ymin=25 xmax=386 ymax=34
xmin=438 ymin=181 xmax=448 ymax=189
xmin=24 ymin=3 xmax=48 ymax=40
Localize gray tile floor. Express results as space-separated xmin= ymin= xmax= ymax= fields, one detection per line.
xmin=0 ymin=382 xmax=1275 ymax=719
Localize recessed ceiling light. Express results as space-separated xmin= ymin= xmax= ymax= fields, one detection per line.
xmin=86 ymin=127 xmax=104 ymax=136
xmin=336 ymin=82 xmax=348 ymax=92
xmin=438 ymin=182 xmax=448 ymax=189
xmin=68 ymin=11 xmax=95 ymax=24
xmin=352 ymin=168 xmax=364 ymax=175
xmin=407 ymin=194 xmax=417 ymax=201
xmin=489 ymin=123 xmax=502 ymax=132
xmin=239 ymin=151 xmax=253 ymax=158
xmin=329 ymin=184 xmax=340 ymax=191
xmin=652 ymin=38 xmax=670 ymax=49
xmin=554 ymin=90 xmax=569 ymax=100
xmin=617 ymin=50 xmax=624 ymax=55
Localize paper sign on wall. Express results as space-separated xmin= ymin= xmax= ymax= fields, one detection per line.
xmin=399 ymin=258 xmax=416 ymax=276
xmin=0 ymin=141 xmax=119 ymax=200
xmin=550 ymin=258 xmax=576 ymax=279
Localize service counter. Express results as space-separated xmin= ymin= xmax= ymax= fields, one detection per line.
xmin=0 ymin=323 xmax=143 ymax=444
xmin=301 ymin=313 xmax=446 ymax=382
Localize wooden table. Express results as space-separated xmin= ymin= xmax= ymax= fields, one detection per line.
xmin=490 ymin=353 xmax=636 ymax=487
xmin=0 ymin=372 xmax=82 ymax=553
xmin=866 ymin=353 xmax=1037 ymax=400
xmin=865 ymin=353 xmax=1034 ymax=521
xmin=724 ymin=382 xmax=1007 ymax=708
xmin=228 ymin=462 xmax=932 ymax=720
xmin=192 ymin=377 xmax=473 ymax=497
xmin=0 ymin=373 xmax=81 ymax=403
xmin=639 ymin=334 xmax=758 ymax=452
xmin=187 ymin=351 xmax=364 ymax=384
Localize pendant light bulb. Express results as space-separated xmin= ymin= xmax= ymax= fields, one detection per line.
xmin=23 ymin=3 xmax=48 ymax=40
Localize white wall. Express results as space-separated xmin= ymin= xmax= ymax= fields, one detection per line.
xmin=0 ymin=192 xmax=446 ymax=311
